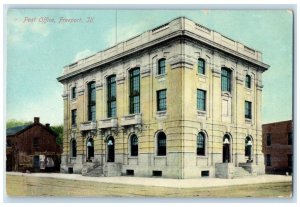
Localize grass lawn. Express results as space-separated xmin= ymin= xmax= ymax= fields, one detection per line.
xmin=6 ymin=174 xmax=292 ymax=198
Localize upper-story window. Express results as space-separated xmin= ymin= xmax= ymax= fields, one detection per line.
xmin=197 ymin=89 xmax=206 ymax=111
xmin=107 ymin=75 xmax=117 ymax=117
xmin=266 ymin=133 xmax=271 ymax=146
xmin=221 ymin=67 xmax=232 ymax=92
xmin=33 ymin=138 xmax=40 ymax=149
xmin=288 ymin=132 xmax=293 ymax=145
xmin=71 ymin=139 xmax=77 ymax=157
xmin=245 ymin=75 xmax=251 ymax=88
xmin=158 ymin=58 xmax=166 ymax=75
xmin=245 ymin=101 xmax=252 ymax=119
xmin=71 ymin=109 xmax=77 ymax=125
xmin=88 ymin=81 xmax=96 ymax=121
xmin=129 ymin=68 xmax=140 ymax=114
xmin=198 ymin=58 xmax=205 ymax=75
xmin=157 ymin=89 xmax=167 ymax=111
xmin=71 ymin=87 xmax=76 ymax=99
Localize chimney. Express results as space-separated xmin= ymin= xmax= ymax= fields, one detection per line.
xmin=45 ymin=123 xmax=50 ymax=128
xmin=34 ymin=117 xmax=40 ymax=124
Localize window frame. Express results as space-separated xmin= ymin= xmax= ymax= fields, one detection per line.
xmin=198 ymin=58 xmax=205 ymax=75
xmin=158 ymin=58 xmax=166 ymax=75
xmin=130 ymin=134 xmax=138 ymax=157
xmin=71 ymin=86 xmax=76 ymax=99
xmin=245 ymin=101 xmax=252 ymax=119
xmin=157 ymin=89 xmax=167 ymax=111
xmin=71 ymin=139 xmax=77 ymax=157
xmin=157 ymin=132 xmax=166 ymax=156
xmin=71 ymin=109 xmax=77 ymax=126
xmin=221 ymin=67 xmax=232 ymax=92
xmin=88 ymin=81 xmax=96 ymax=121
xmin=129 ymin=68 xmax=140 ymax=114
xmin=107 ymin=75 xmax=117 ymax=118
xmin=266 ymin=133 xmax=272 ymax=146
xmin=288 ymin=132 xmax=292 ymax=145
xmin=245 ymin=75 xmax=251 ymax=88
xmin=33 ymin=137 xmax=40 ymax=149
xmin=266 ymin=154 xmax=271 ymax=166
xmin=197 ymin=132 xmax=206 ymax=156
xmin=197 ymin=89 xmax=206 ymax=111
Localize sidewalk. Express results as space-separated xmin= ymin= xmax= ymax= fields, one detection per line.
xmin=6 ymin=172 xmax=292 ymax=189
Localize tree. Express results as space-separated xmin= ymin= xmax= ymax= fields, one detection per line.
xmin=51 ymin=125 xmax=63 ymax=146
xmin=6 ymin=119 xmax=33 ymax=128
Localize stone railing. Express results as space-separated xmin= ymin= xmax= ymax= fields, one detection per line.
xmin=80 ymin=121 xmax=97 ymax=131
xmin=98 ymin=118 xmax=118 ymax=129
xmin=121 ymin=114 xmax=142 ymax=126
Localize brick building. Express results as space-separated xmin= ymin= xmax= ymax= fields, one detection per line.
xmin=57 ymin=17 xmax=269 ymax=178
xmin=262 ymin=120 xmax=293 ymax=174
xmin=6 ymin=117 xmax=61 ymax=172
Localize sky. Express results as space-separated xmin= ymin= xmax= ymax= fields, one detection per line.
xmin=6 ymin=9 xmax=293 ymax=125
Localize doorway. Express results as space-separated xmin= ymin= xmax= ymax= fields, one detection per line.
xmin=87 ymin=138 xmax=94 ymax=161
xmin=222 ymin=134 xmax=231 ymax=163
xmin=107 ymin=136 xmax=115 ymax=162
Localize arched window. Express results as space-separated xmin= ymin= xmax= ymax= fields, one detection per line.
xmin=107 ymin=136 xmax=115 ymax=162
xmin=158 ymin=58 xmax=166 ymax=75
xmin=245 ymin=75 xmax=251 ymax=88
xmin=87 ymin=138 xmax=94 ymax=161
xmin=88 ymin=81 xmax=96 ymax=121
xmin=130 ymin=134 xmax=138 ymax=156
xmin=198 ymin=58 xmax=205 ymax=75
xmin=107 ymin=75 xmax=117 ymax=117
xmin=221 ymin=67 xmax=232 ymax=92
xmin=71 ymin=139 xmax=77 ymax=157
xmin=197 ymin=132 xmax=205 ymax=156
xmin=245 ymin=136 xmax=252 ymax=158
xmin=157 ymin=132 xmax=166 ymax=156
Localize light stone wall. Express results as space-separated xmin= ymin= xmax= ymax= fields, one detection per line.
xmin=58 ymin=17 xmax=268 ymax=178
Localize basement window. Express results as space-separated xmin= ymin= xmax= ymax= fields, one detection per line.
xmin=201 ymin=170 xmax=209 ymax=177
xmin=152 ymin=170 xmax=162 ymax=177
xmin=126 ymin=170 xmax=134 ymax=176
xmin=68 ymin=167 xmax=73 ymax=174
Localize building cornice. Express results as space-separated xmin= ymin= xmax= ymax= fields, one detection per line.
xmin=57 ymin=18 xmax=270 ymax=83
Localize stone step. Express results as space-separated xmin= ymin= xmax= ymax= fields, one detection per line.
xmin=82 ymin=163 xmax=103 ymax=177
xmin=234 ymin=167 xmax=251 ymax=178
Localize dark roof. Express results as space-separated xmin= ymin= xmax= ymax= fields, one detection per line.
xmin=6 ymin=123 xmax=58 ymax=137
xmin=6 ymin=125 xmax=30 ymax=136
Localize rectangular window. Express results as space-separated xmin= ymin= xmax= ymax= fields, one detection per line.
xmin=245 ymin=101 xmax=252 ymax=119
xmin=71 ymin=87 xmax=76 ymax=99
xmin=197 ymin=89 xmax=206 ymax=111
xmin=288 ymin=154 xmax=292 ymax=168
xmin=288 ymin=132 xmax=292 ymax=145
xmin=157 ymin=89 xmax=167 ymax=111
xmin=267 ymin=133 xmax=271 ymax=146
xmin=33 ymin=138 xmax=39 ymax=148
xmin=71 ymin=109 xmax=77 ymax=125
xmin=88 ymin=82 xmax=96 ymax=121
xmin=198 ymin=58 xmax=205 ymax=75
xmin=107 ymin=76 xmax=117 ymax=117
xmin=266 ymin=154 xmax=271 ymax=166
xmin=129 ymin=68 xmax=140 ymax=114
xmin=221 ymin=68 xmax=232 ymax=92
xmin=158 ymin=59 xmax=166 ymax=75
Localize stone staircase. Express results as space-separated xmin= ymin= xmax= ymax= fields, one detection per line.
xmin=233 ymin=167 xmax=251 ymax=178
xmin=81 ymin=162 xmax=103 ymax=177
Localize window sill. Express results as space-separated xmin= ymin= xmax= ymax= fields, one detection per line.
xmin=70 ymin=157 xmax=77 ymax=159
xmin=155 ymin=73 xmax=167 ymax=78
xmin=197 ymin=110 xmax=206 ymax=116
xmin=196 ymin=155 xmax=208 ymax=158
xmin=71 ymin=98 xmax=77 ymax=102
xmin=128 ymin=156 xmax=138 ymax=159
xmin=197 ymin=73 xmax=207 ymax=79
xmin=154 ymin=155 xmax=167 ymax=158
xmin=245 ymin=118 xmax=252 ymax=124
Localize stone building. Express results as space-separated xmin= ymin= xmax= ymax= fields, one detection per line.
xmin=262 ymin=120 xmax=293 ymax=174
xmin=6 ymin=117 xmax=61 ymax=172
xmin=57 ymin=17 xmax=269 ymax=178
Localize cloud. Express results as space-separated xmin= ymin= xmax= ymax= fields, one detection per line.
xmin=73 ymin=49 xmax=95 ymax=62
xmin=7 ymin=11 xmax=50 ymax=45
